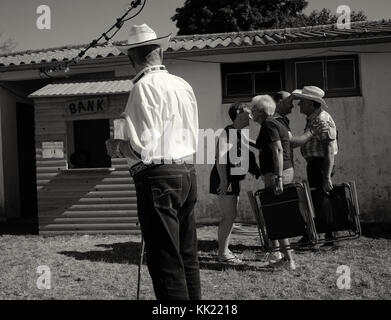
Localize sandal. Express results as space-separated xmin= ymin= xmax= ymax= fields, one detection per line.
xmin=264 ymin=252 xmax=283 ymax=264
xmin=218 ymin=254 xmax=243 ymax=264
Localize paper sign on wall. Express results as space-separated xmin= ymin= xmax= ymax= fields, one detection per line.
xmin=113 ymin=119 xmax=126 ymax=139
xmin=42 ymin=141 xmax=64 ymax=159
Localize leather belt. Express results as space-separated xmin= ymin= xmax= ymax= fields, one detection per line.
xmin=129 ymin=159 xmax=189 ymax=177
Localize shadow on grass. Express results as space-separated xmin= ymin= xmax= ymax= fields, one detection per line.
xmin=58 ymin=241 xmax=144 ymax=265
xmin=197 ymin=240 xmax=261 ymax=253
xmin=198 ymin=255 xmax=273 ymax=272
xmin=58 ymin=239 xmax=264 ymax=271
xmin=361 ymin=222 xmax=391 ymax=239
xmin=0 ymin=218 xmax=38 ymax=235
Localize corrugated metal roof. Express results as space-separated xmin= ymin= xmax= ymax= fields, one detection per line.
xmin=28 ymin=79 xmax=133 ymax=98
xmin=2 ymin=20 xmax=391 ymax=68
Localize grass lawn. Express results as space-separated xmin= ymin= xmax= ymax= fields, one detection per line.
xmin=0 ymin=225 xmax=390 ymax=300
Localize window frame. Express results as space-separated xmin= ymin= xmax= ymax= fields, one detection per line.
xmin=221 ymin=61 xmax=285 ymax=103
xmin=254 ymin=70 xmax=284 ymax=95
xmin=224 ymin=71 xmax=254 ymax=97
xmin=325 ymin=58 xmax=358 ymax=91
xmin=293 ymin=55 xmax=361 ymax=98
xmin=294 ymin=59 xmax=325 ymax=91
xmin=220 ymin=55 xmax=361 ymax=103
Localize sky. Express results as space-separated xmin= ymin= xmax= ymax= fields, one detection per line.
xmin=0 ymin=0 xmax=391 ymax=52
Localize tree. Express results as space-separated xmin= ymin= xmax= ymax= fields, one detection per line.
xmin=172 ymin=0 xmax=367 ymax=35
xmin=0 ymin=32 xmax=17 ymax=54
xmin=302 ymin=8 xmax=366 ymax=26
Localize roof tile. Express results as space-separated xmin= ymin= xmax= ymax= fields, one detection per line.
xmin=2 ymin=20 xmax=391 ymax=67
xmin=28 ymin=79 xmax=133 ymax=98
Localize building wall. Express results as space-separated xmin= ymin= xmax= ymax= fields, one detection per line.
xmin=288 ymin=49 xmax=391 ymax=222
xmin=2 ymin=42 xmax=390 ymax=225
xmin=0 ymin=87 xmax=21 ymax=220
xmin=166 ymin=43 xmax=391 ymax=223
xmin=355 ymin=51 xmax=391 ymax=220
xmin=165 ymin=59 xmax=262 ymax=223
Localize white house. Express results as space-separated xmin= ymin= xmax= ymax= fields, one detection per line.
xmin=1 ymin=20 xmax=391 ymax=233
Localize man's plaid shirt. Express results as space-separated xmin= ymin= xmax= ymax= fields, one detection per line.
xmin=301 ymin=108 xmax=338 ymax=160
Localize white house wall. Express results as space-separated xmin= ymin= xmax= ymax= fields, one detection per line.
xmin=165 ymin=43 xmax=391 ymax=223
xmin=2 ymin=42 xmax=390 ymax=224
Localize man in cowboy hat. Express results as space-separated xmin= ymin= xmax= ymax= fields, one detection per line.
xmin=106 ymin=24 xmax=201 ymax=300
xmin=272 ymin=91 xmax=328 ymax=160
xmin=292 ymin=86 xmax=339 ymax=249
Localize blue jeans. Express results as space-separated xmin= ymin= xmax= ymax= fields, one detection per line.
xmin=133 ymin=163 xmax=201 ymax=300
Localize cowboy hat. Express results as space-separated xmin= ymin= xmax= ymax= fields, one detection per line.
xmin=115 ymin=24 xmax=171 ymax=54
xmin=292 ymin=86 xmax=328 ymax=108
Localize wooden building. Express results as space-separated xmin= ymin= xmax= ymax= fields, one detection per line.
xmin=28 ymin=80 xmax=140 ymax=235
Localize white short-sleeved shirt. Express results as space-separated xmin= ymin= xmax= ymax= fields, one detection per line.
xmin=121 ymin=65 xmax=199 ymax=164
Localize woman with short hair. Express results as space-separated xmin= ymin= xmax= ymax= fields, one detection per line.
xmin=251 ymin=95 xmax=297 ymax=270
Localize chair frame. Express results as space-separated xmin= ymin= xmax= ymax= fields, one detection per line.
xmin=312 ymin=181 xmax=361 ymax=245
xmin=248 ymin=180 xmax=317 ymax=252
xmin=248 ymin=180 xmax=361 ymax=252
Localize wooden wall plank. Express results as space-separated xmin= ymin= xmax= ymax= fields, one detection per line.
xmin=39 ymin=203 xmax=138 ymax=211
xmin=35 ymin=127 xmax=66 ymax=135
xmin=36 ymin=167 xmax=62 ymax=173
xmin=36 ymin=160 xmax=68 ymax=166
xmin=36 ymin=184 xmax=135 ymax=192
xmin=39 ymin=217 xmax=139 ymax=224
xmin=38 ymin=210 xmax=138 ymax=218
xmin=39 ymin=223 xmax=140 ymax=231
xmin=40 ymin=230 xmax=141 ymax=235
xmin=38 ymin=190 xmax=136 ymax=198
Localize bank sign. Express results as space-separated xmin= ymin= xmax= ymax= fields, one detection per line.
xmin=66 ymin=97 xmax=108 ymax=116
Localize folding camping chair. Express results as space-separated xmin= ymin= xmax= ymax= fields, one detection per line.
xmin=310 ymin=180 xmax=361 ymax=245
xmin=247 ymin=181 xmax=318 ymax=252
xmin=248 ymin=180 xmax=361 ymax=253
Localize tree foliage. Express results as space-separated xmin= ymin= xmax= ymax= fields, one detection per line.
xmin=302 ymin=8 xmax=367 ymax=26
xmin=0 ymin=32 xmax=17 ymax=54
xmin=172 ymin=0 xmax=367 ymax=35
